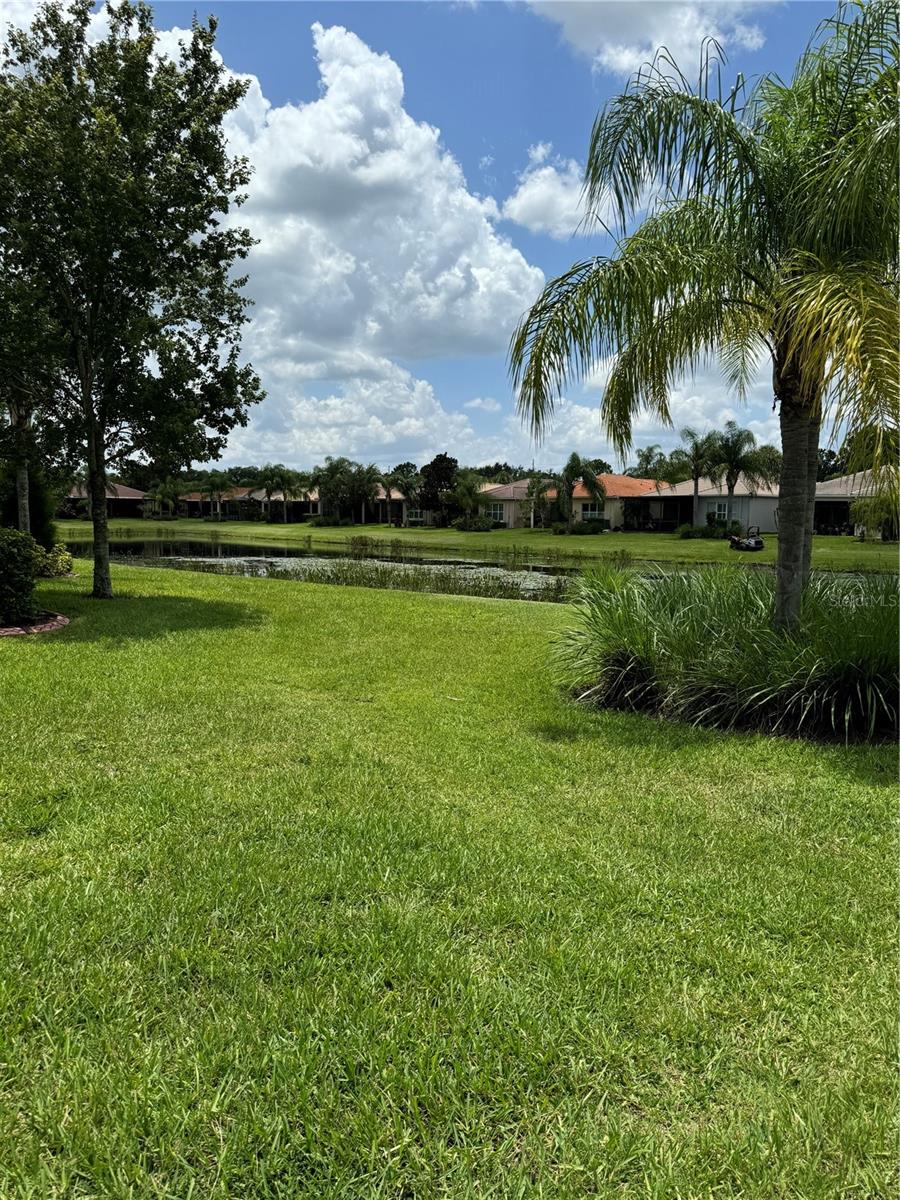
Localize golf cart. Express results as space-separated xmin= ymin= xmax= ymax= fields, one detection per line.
xmin=729 ymin=525 xmax=765 ymax=552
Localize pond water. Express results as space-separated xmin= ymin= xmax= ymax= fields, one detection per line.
xmin=65 ymin=536 xmax=591 ymax=602
xmin=66 ymin=538 xmax=580 ymax=576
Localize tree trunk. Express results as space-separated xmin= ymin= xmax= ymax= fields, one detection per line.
xmin=727 ymin=485 xmax=735 ymax=526
xmin=692 ymin=476 xmax=700 ymax=528
xmin=8 ymin=400 xmax=31 ymax=534
xmin=15 ymin=460 xmax=30 ymax=534
xmin=87 ymin=422 xmax=113 ymax=599
xmin=800 ymin=412 xmax=821 ymax=591
xmin=774 ymin=391 xmax=810 ymax=630
xmin=283 ymin=495 xmax=289 ymax=524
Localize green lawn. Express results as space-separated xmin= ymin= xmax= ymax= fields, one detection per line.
xmin=61 ymin=516 xmax=900 ymax=572
xmin=0 ymin=566 xmax=894 ymax=1198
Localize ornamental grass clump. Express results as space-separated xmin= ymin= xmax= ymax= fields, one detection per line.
xmin=558 ymin=567 xmax=898 ymax=742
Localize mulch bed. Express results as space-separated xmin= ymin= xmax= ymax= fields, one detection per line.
xmin=0 ymin=612 xmax=70 ymax=637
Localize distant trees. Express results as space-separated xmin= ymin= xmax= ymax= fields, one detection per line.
xmin=668 ymin=429 xmax=724 ymax=526
xmin=708 ymin=422 xmax=781 ymax=519
xmin=0 ymin=0 xmax=262 ymax=597
xmin=553 ymin=453 xmax=607 ymax=531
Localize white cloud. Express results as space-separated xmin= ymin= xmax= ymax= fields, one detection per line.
xmin=212 ymin=22 xmax=546 ymax=464
xmin=529 ymin=1 xmax=768 ymax=76
xmin=502 ymin=143 xmax=590 ymax=239
xmin=464 ymin=396 xmax=503 ymax=413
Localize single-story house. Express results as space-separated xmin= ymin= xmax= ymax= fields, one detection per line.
xmin=60 ymin=483 xmax=147 ymax=519
xmin=814 ymin=470 xmax=894 ymax=537
xmin=478 ymin=479 xmax=535 ymax=528
xmin=478 ymin=474 xmax=664 ymax=529
xmin=649 ymin=475 xmax=780 ymax=532
xmin=814 ymin=471 xmax=866 ymax=534
xmin=178 ymin=486 xmax=258 ymax=519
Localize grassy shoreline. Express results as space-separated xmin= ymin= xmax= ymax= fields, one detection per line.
xmin=60 ymin=516 xmax=900 ymax=572
xmin=0 ymin=566 xmax=893 ymax=1197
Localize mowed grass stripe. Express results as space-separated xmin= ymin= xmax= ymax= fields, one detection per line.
xmin=0 ymin=566 xmax=894 ymax=1198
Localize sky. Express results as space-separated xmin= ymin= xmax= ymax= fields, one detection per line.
xmin=5 ymin=0 xmax=834 ymax=471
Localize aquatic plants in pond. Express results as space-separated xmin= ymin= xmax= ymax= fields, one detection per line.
xmin=557 ymin=567 xmax=898 ymax=741
xmin=164 ymin=555 xmax=572 ymax=603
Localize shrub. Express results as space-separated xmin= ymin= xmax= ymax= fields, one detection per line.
xmin=550 ymin=519 xmax=608 ymax=536
xmin=0 ymin=468 xmax=58 ymax=550
xmin=678 ymin=521 xmax=743 ymax=539
xmin=38 ymin=542 xmax=74 ymax=578
xmin=0 ymin=528 xmax=44 ymax=624
xmin=451 ymin=515 xmax=494 ymax=532
xmin=309 ymin=515 xmax=353 ymax=527
xmin=557 ymin=567 xmax=898 ymax=742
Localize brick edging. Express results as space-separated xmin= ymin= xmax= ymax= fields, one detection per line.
xmin=0 ymin=612 xmax=70 ymax=637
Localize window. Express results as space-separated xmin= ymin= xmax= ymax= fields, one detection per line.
xmin=581 ymin=502 xmax=603 ymax=520
xmin=485 ymin=502 xmax=505 ymax=524
xmin=406 ymin=508 xmax=424 ymax=524
xmin=714 ymin=500 xmax=730 ymax=522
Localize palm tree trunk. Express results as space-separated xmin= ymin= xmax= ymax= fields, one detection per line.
xmin=283 ymin=495 xmax=289 ymax=524
xmin=774 ymin=391 xmax=810 ymax=630
xmin=800 ymin=412 xmax=821 ymax=590
xmin=727 ymin=485 xmax=735 ymax=526
xmin=692 ymin=475 xmax=700 ymax=528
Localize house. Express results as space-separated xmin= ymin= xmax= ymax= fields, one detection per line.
xmin=650 ymin=475 xmax=780 ymax=532
xmin=544 ymin=474 xmax=664 ymax=530
xmin=478 ymin=479 xmax=535 ymax=528
xmin=178 ymin=486 xmax=258 ymax=519
xmin=814 ymin=470 xmax=893 ymax=536
xmin=61 ymin=483 xmax=147 ymax=519
xmin=477 ymin=473 xmax=665 ymax=529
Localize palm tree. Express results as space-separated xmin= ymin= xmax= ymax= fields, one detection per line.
xmin=450 ymin=470 xmax=486 ymax=519
xmin=205 ymin=470 xmax=231 ymax=521
xmin=707 ymin=421 xmax=781 ymax=523
xmin=668 ymin=427 xmax=722 ymax=527
xmin=256 ymin=462 xmax=285 ymax=522
xmin=554 ymin=452 xmax=607 ymax=531
xmin=388 ymin=463 xmax=422 ymax=526
xmin=626 ymin=444 xmax=667 ymax=480
xmin=147 ymin=476 xmax=181 ymax=519
xmin=349 ymin=462 xmax=383 ymax=524
xmin=510 ymin=3 xmax=897 ymax=627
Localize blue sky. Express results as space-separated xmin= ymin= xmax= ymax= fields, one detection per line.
xmin=144 ymin=3 xmax=832 ymax=468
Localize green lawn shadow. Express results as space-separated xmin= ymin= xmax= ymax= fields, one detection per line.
xmin=533 ymin=707 xmax=898 ymax=788
xmin=37 ymin=586 xmax=261 ymax=644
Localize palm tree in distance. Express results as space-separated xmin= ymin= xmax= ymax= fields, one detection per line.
xmin=205 ymin=470 xmax=231 ymax=521
xmin=555 ymin=452 xmax=607 ymax=531
xmin=510 ymin=3 xmax=898 ymax=626
xmin=388 ymin=463 xmax=422 ymax=526
xmin=708 ymin=421 xmax=781 ymax=522
xmin=668 ymin=427 xmax=722 ymax=527
xmin=256 ymin=462 xmax=285 ymax=522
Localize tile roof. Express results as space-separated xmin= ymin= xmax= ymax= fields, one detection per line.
xmin=544 ymin=474 xmax=664 ymax=501
xmin=479 ymin=479 xmax=535 ymax=501
xmin=69 ymin=484 xmax=146 ymax=500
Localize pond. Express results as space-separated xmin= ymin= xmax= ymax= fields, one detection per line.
xmin=66 ymin=537 xmax=584 ymax=602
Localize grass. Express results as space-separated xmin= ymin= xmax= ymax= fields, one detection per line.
xmin=0 ymin=565 xmax=894 ymax=1198
xmin=558 ymin=567 xmax=898 ymax=741
xmin=61 ymin=516 xmax=900 ymax=573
